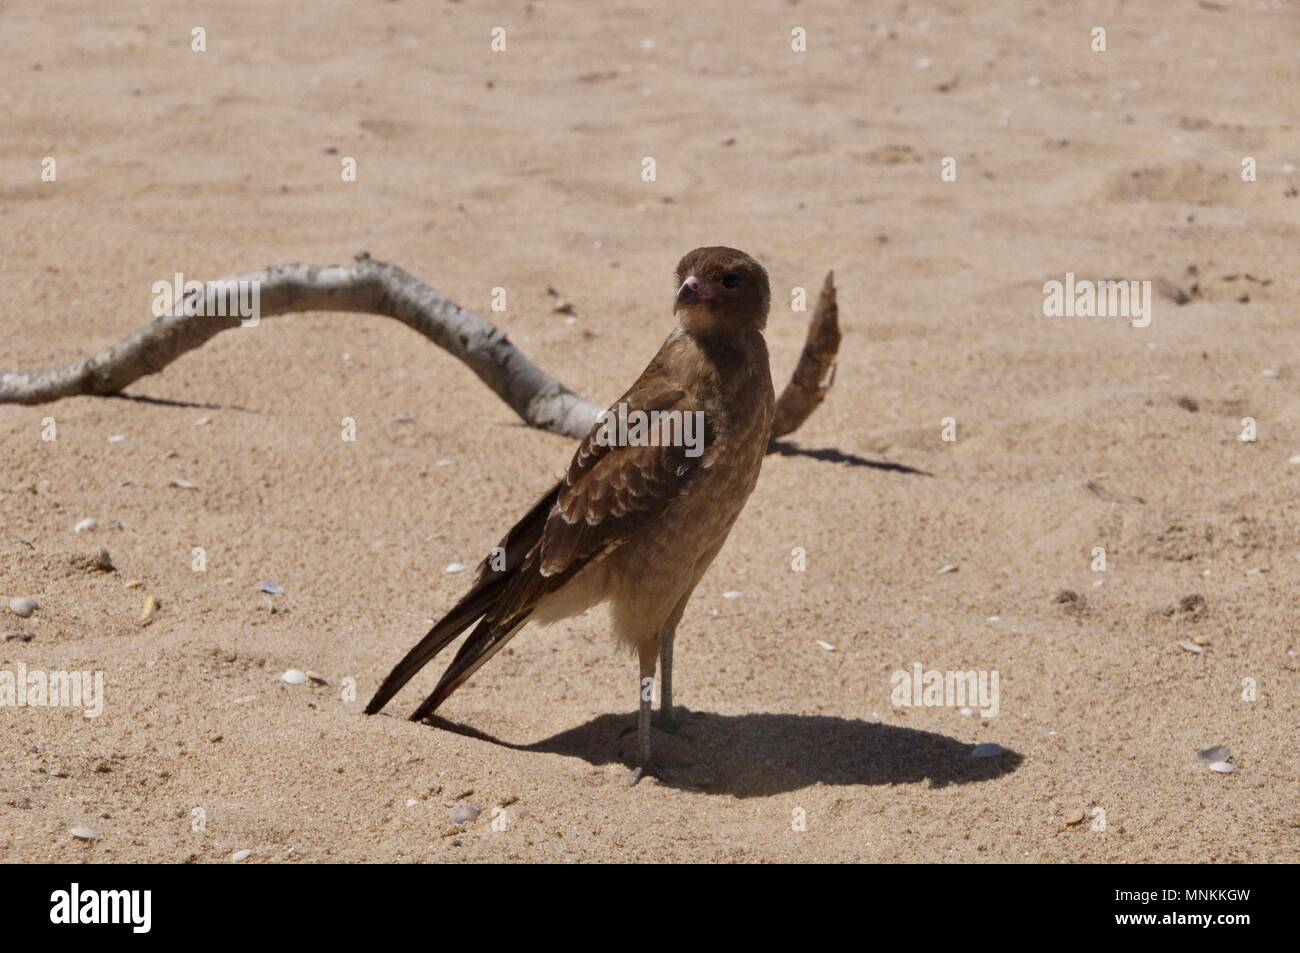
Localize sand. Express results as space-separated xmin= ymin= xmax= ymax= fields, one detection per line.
xmin=1 ymin=0 xmax=1296 ymax=863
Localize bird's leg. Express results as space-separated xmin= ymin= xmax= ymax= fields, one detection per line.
xmin=658 ymin=623 xmax=677 ymax=730
xmin=628 ymin=640 xmax=657 ymax=787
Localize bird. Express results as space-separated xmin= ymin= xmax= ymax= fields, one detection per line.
xmin=364 ymin=246 xmax=775 ymax=784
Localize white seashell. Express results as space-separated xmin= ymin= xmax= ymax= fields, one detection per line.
xmin=445 ymin=563 xmax=466 ymax=574
xmin=281 ymin=669 xmax=307 ymax=686
xmin=1208 ymin=761 xmax=1235 ymax=774
xmin=231 ymin=849 xmax=251 ymax=862
xmin=169 ymin=476 xmax=197 ymax=489
xmin=815 ymin=640 xmax=835 ymax=652
xmin=936 ymin=564 xmax=958 ymax=575
xmin=449 ymin=804 xmax=481 ymax=825
xmin=969 ymin=742 xmax=1003 ymax=759
xmin=73 ymin=518 xmax=97 ymax=533
xmin=108 ymin=434 xmax=126 ymax=443
xmin=406 ymin=798 xmax=418 ymax=807
xmin=722 ymin=591 xmax=744 ymax=600
xmin=69 ymin=826 xmax=100 ymax=841
xmin=8 ymin=597 xmax=38 ymax=618
xmin=1177 ymin=640 xmax=1203 ymax=654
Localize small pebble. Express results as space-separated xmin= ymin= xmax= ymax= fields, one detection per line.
xmin=8 ymin=597 xmax=38 ymax=618
xmin=435 ymin=458 xmax=455 ymax=467
xmin=4 ymin=632 xmax=33 ymax=643
xmin=445 ymin=563 xmax=466 ymax=574
xmin=936 ymin=563 xmax=958 ymax=575
xmin=69 ymin=826 xmax=100 ymax=841
xmin=1288 ymin=453 xmax=1300 ymax=466
xmin=449 ymin=804 xmax=481 ymax=825
xmin=306 ymin=670 xmax=329 ymax=685
xmin=108 ymin=434 xmax=126 ymax=443
xmin=259 ymin=580 xmax=284 ymax=595
xmin=815 ymin=640 xmax=835 ymax=652
xmin=406 ymin=798 xmax=418 ymax=807
xmin=124 ymin=579 xmax=143 ymax=589
xmin=196 ymin=416 xmax=211 ymax=426
xmin=1064 ymin=808 xmax=1086 ymax=826
xmin=138 ymin=595 xmax=159 ymax=626
xmin=93 ymin=547 xmax=114 ymax=572
xmin=169 ymin=476 xmax=197 ymax=489
xmin=1208 ymin=761 xmax=1235 ymax=774
xmin=969 ymin=742 xmax=1003 ymax=759
xmin=281 ymin=669 xmax=307 ymax=686
xmin=231 ymin=849 xmax=251 ymax=862
xmin=73 ymin=517 xmax=97 ymax=533
xmin=722 ymin=590 xmax=744 ymax=600
xmin=1177 ymin=640 xmax=1204 ymax=654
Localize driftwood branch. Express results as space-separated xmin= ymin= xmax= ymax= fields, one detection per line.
xmin=772 ymin=270 xmax=840 ymax=440
xmin=0 ymin=253 xmax=840 ymax=442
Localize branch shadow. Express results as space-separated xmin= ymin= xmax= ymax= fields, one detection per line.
xmin=427 ymin=710 xmax=1020 ymax=797
xmin=106 ymin=392 xmax=260 ymax=412
xmin=768 ymin=439 xmax=931 ymax=475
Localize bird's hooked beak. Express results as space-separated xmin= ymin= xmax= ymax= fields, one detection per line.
xmin=675 ymin=274 xmax=709 ymax=312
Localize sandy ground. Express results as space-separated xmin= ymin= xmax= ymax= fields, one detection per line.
xmin=1 ymin=0 xmax=1297 ymax=863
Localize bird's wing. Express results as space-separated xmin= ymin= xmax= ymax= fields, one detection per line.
xmin=394 ymin=376 xmax=717 ymax=722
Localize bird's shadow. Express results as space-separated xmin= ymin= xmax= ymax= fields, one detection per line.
xmin=427 ymin=710 xmax=1020 ymax=797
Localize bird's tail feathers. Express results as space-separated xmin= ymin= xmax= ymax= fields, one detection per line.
xmin=408 ymin=615 xmax=529 ymax=722
xmin=363 ymin=583 xmax=500 ymax=715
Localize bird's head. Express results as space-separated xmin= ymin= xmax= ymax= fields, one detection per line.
xmin=672 ymin=246 xmax=770 ymax=336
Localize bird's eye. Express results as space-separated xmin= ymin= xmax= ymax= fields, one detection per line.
xmin=720 ymin=273 xmax=740 ymax=289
